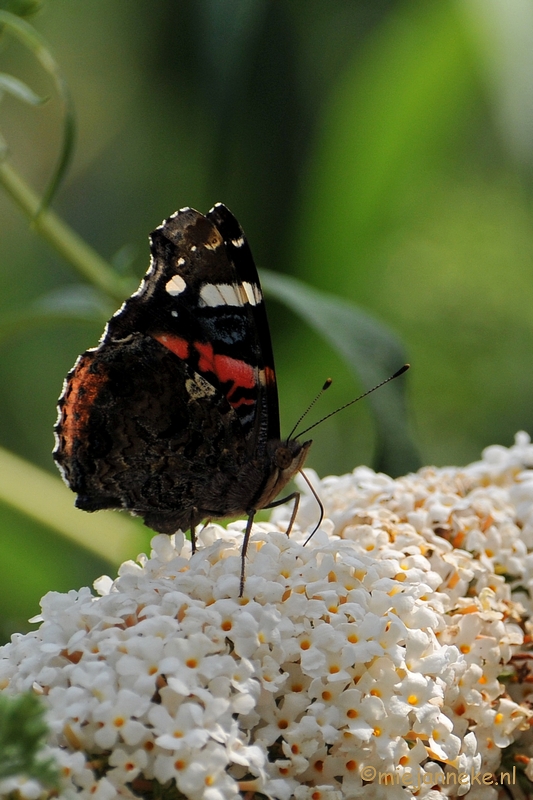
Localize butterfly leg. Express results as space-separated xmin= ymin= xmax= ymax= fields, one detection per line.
xmin=264 ymin=491 xmax=300 ymax=537
xmin=265 ymin=468 xmax=325 ymax=544
xmin=240 ymin=511 xmax=256 ymax=597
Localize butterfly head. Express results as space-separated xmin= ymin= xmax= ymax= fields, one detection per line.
xmin=254 ymin=437 xmax=312 ymax=511
xmin=273 ymin=437 xmax=312 ymax=472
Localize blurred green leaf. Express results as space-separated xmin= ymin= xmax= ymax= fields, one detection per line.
xmin=0 ymin=446 xmax=147 ymax=563
xmin=0 ymin=0 xmax=42 ymax=16
xmin=0 ymin=9 xmax=75 ymax=211
xmin=0 ymin=501 xmax=119 ymax=642
xmin=0 ymin=693 xmax=58 ymax=787
xmin=293 ymin=0 xmax=478 ymax=285
xmin=110 ymin=242 xmax=139 ymax=275
xmin=33 ymin=285 xmax=114 ymax=317
xmin=261 ymin=270 xmax=419 ymax=476
xmin=0 ymin=71 xmax=46 ymax=104
xmin=0 ymin=162 xmax=134 ymax=302
xmin=0 ymin=287 xmax=113 ymax=344
xmin=462 ymin=0 xmax=533 ymax=170
xmin=199 ymin=0 xmax=267 ymax=105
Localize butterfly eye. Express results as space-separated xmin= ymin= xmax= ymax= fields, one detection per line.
xmin=274 ymin=446 xmax=297 ymax=470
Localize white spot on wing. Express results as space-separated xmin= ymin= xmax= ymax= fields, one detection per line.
xmin=177 ymin=257 xmax=186 ymax=266
xmin=258 ymin=368 xmax=267 ymax=386
xmin=190 ymin=246 xmax=197 ymax=252
xmin=199 ymin=283 xmax=243 ymax=307
xmin=171 ymin=310 xmax=178 ymax=317
xmin=166 ymin=274 xmax=187 ymax=296
xmin=242 ymin=281 xmax=262 ymax=306
xmin=232 ymin=236 xmax=245 ymax=248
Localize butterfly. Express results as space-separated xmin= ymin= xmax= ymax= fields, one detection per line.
xmin=54 ymin=204 xmax=311 ymax=593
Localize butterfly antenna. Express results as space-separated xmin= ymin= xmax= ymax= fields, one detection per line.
xmin=287 ymin=378 xmax=333 ymax=441
xmin=295 ymin=364 xmax=410 ymax=439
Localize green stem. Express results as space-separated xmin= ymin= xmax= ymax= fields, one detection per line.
xmin=0 ymin=159 xmax=135 ymax=302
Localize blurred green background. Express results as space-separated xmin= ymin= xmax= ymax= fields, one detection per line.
xmin=1 ymin=0 xmax=533 ymax=637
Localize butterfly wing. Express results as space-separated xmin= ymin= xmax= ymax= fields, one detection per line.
xmin=206 ymin=203 xmax=280 ymax=446
xmin=54 ymin=205 xmax=282 ymax=532
xmin=106 ymin=204 xmax=280 ymax=453
xmin=54 ymin=334 xmax=253 ymax=532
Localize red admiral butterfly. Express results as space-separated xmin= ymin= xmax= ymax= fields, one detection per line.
xmin=54 ymin=204 xmax=311 ymax=592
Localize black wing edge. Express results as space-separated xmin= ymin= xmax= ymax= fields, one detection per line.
xmin=207 ymin=203 xmax=281 ymax=442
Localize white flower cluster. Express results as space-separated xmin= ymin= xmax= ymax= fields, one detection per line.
xmin=3 ymin=434 xmax=533 ymax=800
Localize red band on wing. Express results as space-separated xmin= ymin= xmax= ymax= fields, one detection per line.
xmin=153 ymin=333 xmax=190 ymax=360
xmin=195 ymin=342 xmax=255 ymax=389
xmin=194 ymin=341 xmax=256 ymax=409
xmin=153 ymin=335 xmax=256 ymax=410
xmin=230 ymin=395 xmax=255 ymax=408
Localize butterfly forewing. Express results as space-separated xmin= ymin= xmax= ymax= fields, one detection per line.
xmin=206 ymin=203 xmax=280 ymax=445
xmin=120 ymin=206 xmax=273 ymax=446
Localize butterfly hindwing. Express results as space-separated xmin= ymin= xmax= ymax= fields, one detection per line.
xmin=54 ymin=332 xmax=254 ymax=532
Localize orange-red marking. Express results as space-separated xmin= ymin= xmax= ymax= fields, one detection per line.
xmin=153 ymin=334 xmax=256 ymax=410
xmin=194 ymin=342 xmax=255 ymax=392
xmin=153 ymin=333 xmax=190 ymax=360
xmin=60 ymin=355 xmax=108 ymax=456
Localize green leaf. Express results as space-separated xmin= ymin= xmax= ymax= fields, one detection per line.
xmin=199 ymin=0 xmax=267 ymax=101
xmin=0 ymin=693 xmax=58 ymax=786
xmin=0 ymin=501 xmax=116 ymax=642
xmin=293 ymin=0 xmax=478 ymax=284
xmin=0 ymin=71 xmax=47 ymax=104
xmin=0 ymin=287 xmax=113 ymax=345
xmin=32 ymin=285 xmax=115 ymax=317
xmin=111 ymin=242 xmax=139 ymax=275
xmin=261 ymin=270 xmax=420 ymax=476
xmin=0 ymin=0 xmax=42 ymax=16
xmin=0 ymin=10 xmax=76 ymax=211
xmin=0 ymin=162 xmax=134 ymax=302
xmin=0 ymin=446 xmax=147 ymax=564
xmin=461 ymin=0 xmax=533 ymax=169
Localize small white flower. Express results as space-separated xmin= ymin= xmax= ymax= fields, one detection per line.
xmin=0 ymin=776 xmax=43 ymax=799
xmin=175 ymin=740 xmax=235 ymax=800
xmin=424 ymin=711 xmax=461 ymax=762
xmin=107 ymin=747 xmax=148 ymax=785
xmin=161 ymin=632 xmax=219 ymax=695
xmin=92 ymin=688 xmax=149 ymax=749
xmin=149 ymin=700 xmax=210 ymax=751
